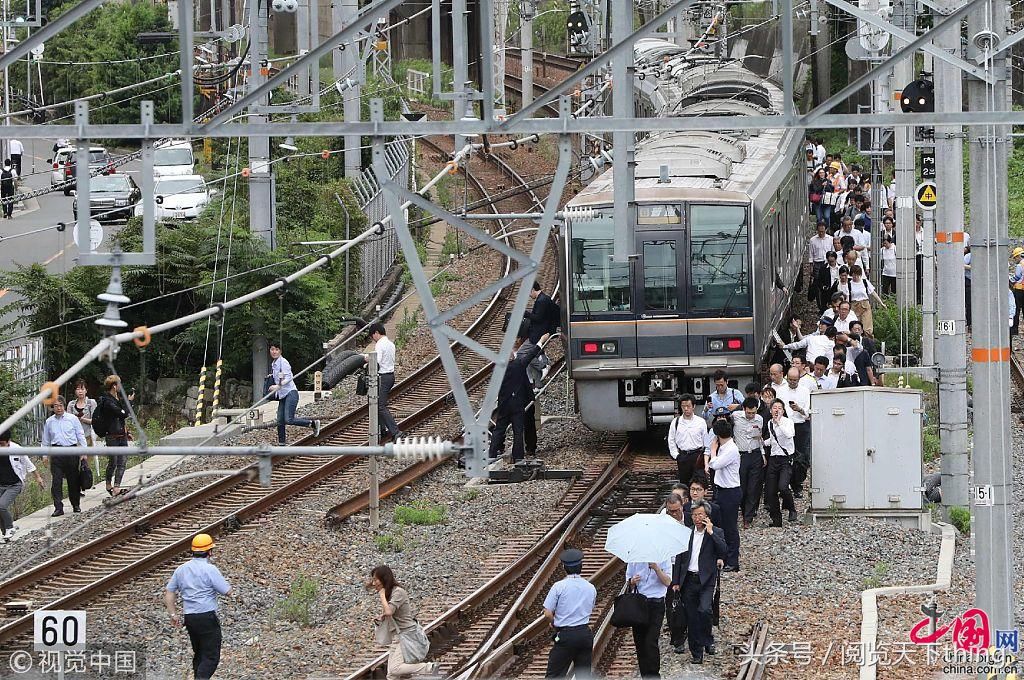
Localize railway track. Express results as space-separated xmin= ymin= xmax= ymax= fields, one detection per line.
xmin=1010 ymin=352 xmax=1024 ymax=390
xmin=0 ymin=128 xmax=561 ymax=655
xmin=505 ymin=47 xmax=584 ymax=82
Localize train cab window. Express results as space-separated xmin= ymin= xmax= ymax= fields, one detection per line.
xmin=569 ymin=214 xmax=631 ymax=313
xmin=688 ymin=204 xmax=751 ymax=315
xmin=641 ymin=240 xmax=678 ymax=311
xmin=637 ymin=204 xmax=681 ymax=225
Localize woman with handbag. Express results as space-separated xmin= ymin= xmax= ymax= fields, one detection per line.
xmin=810 ymin=167 xmax=831 ymax=225
xmin=368 ymin=566 xmax=439 ymax=680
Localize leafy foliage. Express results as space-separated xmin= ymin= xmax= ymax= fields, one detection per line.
xmin=11 ymin=1 xmax=184 ymax=126
xmin=949 ymin=506 xmax=971 ymax=535
xmin=393 ymin=500 xmax=446 ymax=526
xmin=872 ymin=299 xmax=923 ymax=359
xmin=274 ymin=574 xmax=319 ymax=627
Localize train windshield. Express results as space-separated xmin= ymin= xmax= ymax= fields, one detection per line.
xmin=570 ymin=214 xmax=631 ymax=313
xmin=688 ymin=204 xmax=751 ymax=316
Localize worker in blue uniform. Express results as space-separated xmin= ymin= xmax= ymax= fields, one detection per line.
xmin=165 ymin=533 xmax=232 ymax=679
xmin=543 ymin=548 xmax=597 ymax=678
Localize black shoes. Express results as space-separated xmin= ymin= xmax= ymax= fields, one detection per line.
xmin=793 ymin=490 xmax=804 ymax=499
xmin=788 ymin=510 xmax=799 ymax=522
xmin=673 ymin=645 xmax=687 ymax=654
xmin=312 ymin=420 xmax=322 ymax=437
xmin=72 ymin=506 xmax=81 ymax=513
xmin=51 ymin=508 xmax=64 ymax=517
xmin=706 ymin=644 xmax=717 ymax=656
xmin=722 ymin=565 xmax=740 ymax=572
xmin=692 ymin=655 xmax=704 ymax=664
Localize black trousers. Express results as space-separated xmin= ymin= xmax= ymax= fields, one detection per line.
xmin=10 ymin=154 xmax=21 ymax=177
xmin=489 ymin=409 xmax=525 ymax=461
xmin=525 ymin=399 xmax=537 ymax=455
xmin=791 ymin=422 xmax=812 ymax=494
xmin=965 ymin=278 xmax=972 ymax=329
xmin=665 ymin=590 xmax=686 ymax=647
xmin=184 ymin=611 xmax=222 ymax=679
xmin=104 ymin=436 xmax=128 ymax=486
xmin=682 ymin=573 xmax=715 ymax=659
xmin=675 ymin=448 xmax=702 ymax=486
xmin=739 ymin=452 xmax=764 ymax=522
xmin=1 ymin=189 xmax=13 ymax=217
xmin=631 ymin=597 xmax=665 ymax=678
xmin=50 ymin=454 xmax=81 ymax=510
xmin=716 ymin=486 xmax=741 ymax=568
xmin=1012 ymin=288 xmax=1024 ymax=336
xmin=545 ymin=625 xmax=592 ymax=678
xmin=378 ymin=372 xmax=400 ymax=437
xmin=764 ymin=456 xmax=796 ymax=526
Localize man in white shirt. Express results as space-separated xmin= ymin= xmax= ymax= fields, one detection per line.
xmin=813 ymin=140 xmax=826 ymax=167
xmin=811 ymin=356 xmax=837 ymax=389
xmin=807 ymin=222 xmax=833 ymax=279
xmin=707 ymin=419 xmax=741 ymax=571
xmin=41 ymin=396 xmax=88 ymax=516
xmin=781 ymin=318 xmax=836 ymax=364
xmin=789 ymin=355 xmax=820 ymax=392
xmin=8 ymin=138 xmax=23 ymax=176
xmin=831 ymin=302 xmax=858 ymax=334
xmin=625 ymin=557 xmax=673 ymax=677
xmin=732 ymin=399 xmax=763 ymax=529
xmin=774 ymin=368 xmax=811 ymax=499
xmin=268 ymin=343 xmax=322 ymax=445
xmin=363 ymin=323 xmax=402 ymax=440
xmin=667 ymin=394 xmax=709 ymax=486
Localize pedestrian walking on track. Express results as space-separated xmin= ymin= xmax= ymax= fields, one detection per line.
xmin=671 ymin=502 xmax=726 ymax=665
xmin=543 ymin=548 xmax=596 ymax=678
xmin=165 ymin=533 xmax=231 ymax=680
xmin=41 ymin=396 xmax=87 ymax=516
xmin=363 ymin=323 xmax=402 ymax=441
xmin=93 ymin=375 xmax=132 ymax=496
xmin=625 ymin=558 xmax=673 ymax=678
xmin=0 ymin=429 xmax=43 ymax=541
xmin=268 ymin=342 xmax=321 ymax=444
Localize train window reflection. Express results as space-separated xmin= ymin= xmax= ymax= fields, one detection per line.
xmin=689 ymin=205 xmax=751 ymax=316
xmin=642 ymin=240 xmax=678 ymax=311
xmin=637 ymin=204 xmax=681 ymax=224
xmin=570 ymin=216 xmax=631 ymax=313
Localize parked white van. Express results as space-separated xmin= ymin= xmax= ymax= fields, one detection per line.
xmin=153 ymin=139 xmax=195 ymax=177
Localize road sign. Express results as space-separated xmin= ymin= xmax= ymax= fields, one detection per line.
xmin=915 ymin=182 xmax=937 ymax=211
xmin=920 ymin=152 xmax=936 ymax=180
xmin=34 ymin=610 xmax=86 ymax=651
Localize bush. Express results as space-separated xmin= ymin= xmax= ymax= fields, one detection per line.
xmin=394 ymin=500 xmax=446 ymax=526
xmin=949 ymin=506 xmax=971 ymax=535
xmin=922 ymin=424 xmax=940 ymax=462
xmin=872 ymin=301 xmax=923 ymax=359
xmin=374 ymin=532 xmax=407 ymax=552
xmin=274 ymin=574 xmax=319 ymax=626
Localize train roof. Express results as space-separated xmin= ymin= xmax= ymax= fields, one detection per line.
xmin=568 ymin=41 xmax=793 ymax=207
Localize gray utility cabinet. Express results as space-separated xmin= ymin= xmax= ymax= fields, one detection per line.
xmin=808 ymin=387 xmax=928 ymax=529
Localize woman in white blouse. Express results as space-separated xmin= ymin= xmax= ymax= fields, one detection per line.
xmin=847 ymin=264 xmax=887 ymax=335
xmin=881 ymin=237 xmax=897 ymax=296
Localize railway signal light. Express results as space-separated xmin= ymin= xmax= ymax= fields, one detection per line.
xmin=566 ymin=10 xmax=590 ymax=51
xmin=900 ymin=78 xmax=934 ymax=113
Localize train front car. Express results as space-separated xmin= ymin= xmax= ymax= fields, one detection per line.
xmin=563 ymin=40 xmax=806 ymax=432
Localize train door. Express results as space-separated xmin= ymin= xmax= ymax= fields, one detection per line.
xmin=633 ymin=230 xmax=689 ymax=367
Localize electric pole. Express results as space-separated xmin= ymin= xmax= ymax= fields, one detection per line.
xmin=966 ymin=0 xmax=1015 ymax=631
xmin=334 ymin=0 xmax=362 ymax=178
xmin=248 ymin=0 xmax=275 ymax=401
xmin=933 ymin=0 xmax=968 ymax=513
xmin=520 ymin=0 xmax=534 ymax=108
xmin=892 ymin=0 xmax=916 ymax=306
xmin=610 ymin=0 xmax=634 ymax=261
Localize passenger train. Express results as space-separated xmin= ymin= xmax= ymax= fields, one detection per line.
xmin=561 ymin=39 xmax=807 ymax=432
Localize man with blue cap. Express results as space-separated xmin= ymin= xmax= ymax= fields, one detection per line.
xmin=543 ymin=548 xmax=596 ymax=677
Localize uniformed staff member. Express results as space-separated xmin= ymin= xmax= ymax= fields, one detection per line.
xmin=543 ymin=548 xmax=596 ymax=678
xmin=165 ymin=534 xmax=231 ymax=680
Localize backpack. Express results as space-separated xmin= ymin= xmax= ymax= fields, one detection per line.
xmin=92 ymin=397 xmax=113 ymax=437
xmin=0 ymin=169 xmax=13 ymax=192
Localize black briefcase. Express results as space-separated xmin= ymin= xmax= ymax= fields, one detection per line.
xmin=610 ymin=585 xmax=647 ymax=628
xmin=355 ymin=372 xmax=369 ymax=396
xmin=79 ymin=458 xmax=94 ymax=491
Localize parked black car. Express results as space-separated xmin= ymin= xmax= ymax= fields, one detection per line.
xmin=72 ymin=173 xmax=142 ymax=223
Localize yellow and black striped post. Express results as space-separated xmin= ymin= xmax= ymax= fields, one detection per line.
xmin=194 ymin=365 xmax=208 ymax=427
xmin=210 ymin=359 xmax=224 ymax=419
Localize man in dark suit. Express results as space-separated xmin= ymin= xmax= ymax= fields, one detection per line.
xmin=681 ymin=474 xmax=720 ymax=528
xmin=489 ymin=331 xmax=550 ymax=462
xmin=522 ymin=281 xmax=559 ymax=384
xmin=672 ymin=501 xmax=727 ymax=664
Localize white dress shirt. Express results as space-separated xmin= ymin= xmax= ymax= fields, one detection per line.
xmin=9 ymin=139 xmax=23 ymax=155
xmin=687 ymin=529 xmax=706 ymax=572
xmin=807 ymin=235 xmax=833 ymax=263
xmin=799 ymin=373 xmax=818 ymax=391
xmin=375 ymin=335 xmax=397 ymax=374
xmin=731 ymin=412 xmax=763 ymax=452
xmin=667 ymin=415 xmax=708 ymax=459
xmin=272 ymin=356 xmax=297 ymax=397
xmin=831 ymin=312 xmax=858 ymax=333
xmin=784 ymin=333 xmax=834 ymax=363
xmin=41 ymin=413 xmax=87 ymax=448
xmin=774 ymin=383 xmax=811 ymax=424
xmin=766 ymin=416 xmax=796 ymax=456
xmin=815 ymin=372 xmax=838 ymax=390
xmin=708 ymin=438 xmax=740 ymax=488
xmin=626 ymin=559 xmax=672 ymax=598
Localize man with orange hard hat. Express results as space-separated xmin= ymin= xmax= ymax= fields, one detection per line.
xmin=164 ymin=533 xmax=231 ymax=679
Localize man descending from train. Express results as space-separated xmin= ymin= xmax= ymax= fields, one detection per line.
xmin=489 ymin=330 xmax=550 ymax=463
xmin=733 ymin=398 xmax=764 ymax=530
xmin=543 ymin=548 xmax=596 ymax=678
xmin=780 ymin=317 xmax=837 ymax=365
xmin=667 ymin=394 xmax=708 ymax=486
xmin=774 ymin=368 xmax=812 ymax=499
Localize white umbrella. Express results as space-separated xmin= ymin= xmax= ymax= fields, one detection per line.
xmin=604 ymin=513 xmax=693 ymax=564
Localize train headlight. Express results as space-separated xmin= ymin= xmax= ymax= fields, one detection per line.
xmin=709 ymin=340 xmax=724 ymax=351
xmin=601 ymin=341 xmax=617 ymax=353
xmin=581 ymin=341 xmax=617 ymax=355
xmin=708 ymin=337 xmax=744 ymax=352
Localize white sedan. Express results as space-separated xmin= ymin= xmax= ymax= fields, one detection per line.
xmin=135 ymin=175 xmax=217 ymax=221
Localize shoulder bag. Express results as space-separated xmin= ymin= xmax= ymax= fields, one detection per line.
xmin=263 ymin=374 xmax=279 ymax=402
xmin=610 ymin=584 xmax=648 ymax=628
xmin=397 ymin=619 xmax=430 ymax=663
xmin=79 ymin=458 xmax=94 ymax=491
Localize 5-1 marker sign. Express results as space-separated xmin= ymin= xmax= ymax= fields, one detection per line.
xmin=33 ymin=610 xmax=86 ymax=651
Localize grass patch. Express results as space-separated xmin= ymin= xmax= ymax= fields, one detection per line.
xmin=430 ymin=269 xmax=459 ymax=297
xmin=274 ymin=574 xmax=319 ymax=627
xmin=439 ymin=228 xmax=461 ymax=264
xmin=395 ymin=308 xmax=420 ymax=350
xmin=460 ymin=488 xmax=481 ymax=502
xmin=862 ymin=561 xmax=890 ymax=589
xmin=922 ymin=424 xmax=940 ymax=462
xmin=949 ymin=506 xmax=971 ymax=535
xmin=394 ymin=500 xmax=447 ymax=526
xmin=872 ymin=300 xmax=923 ymax=359
xmin=375 ymin=531 xmax=407 ymax=552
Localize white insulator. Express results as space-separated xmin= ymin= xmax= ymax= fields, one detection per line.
xmin=392 ymin=436 xmax=451 ymax=461
xmin=563 ymin=206 xmax=595 ymax=223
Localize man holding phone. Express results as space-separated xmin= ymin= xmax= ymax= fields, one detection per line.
xmin=671 ymin=502 xmax=726 ymax=664
xmin=773 ymin=368 xmax=811 ymax=498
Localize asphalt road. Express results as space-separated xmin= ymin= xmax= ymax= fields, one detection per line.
xmin=0 ymin=138 xmax=142 ymax=333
